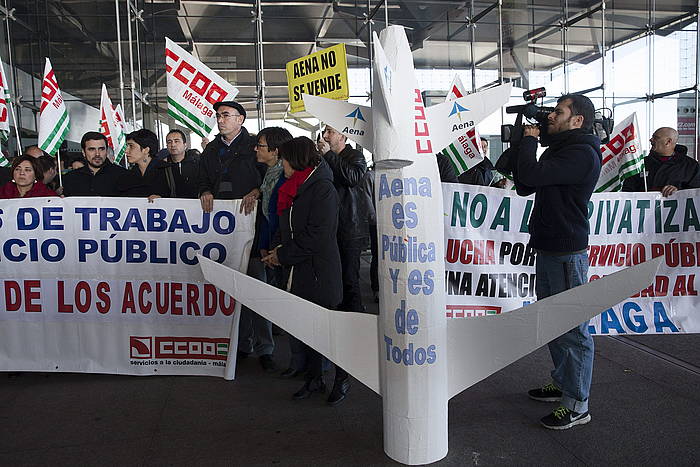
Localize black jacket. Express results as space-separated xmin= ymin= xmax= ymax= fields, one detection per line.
xmin=198 ymin=128 xmax=265 ymax=199
xmin=436 ymin=153 xmax=458 ymax=183
xmin=276 ymin=160 xmax=343 ymax=308
xmin=458 ymin=158 xmax=494 ymax=186
xmin=622 ymin=145 xmax=700 ymax=192
xmin=166 ymin=151 xmax=200 ymax=198
xmin=0 ymin=166 xmax=10 ymax=186
xmin=323 ymin=144 xmax=368 ymax=243
xmin=513 ymin=130 xmax=602 ymax=253
xmin=62 ymin=161 xmax=128 ymax=197
xmin=118 ymin=158 xmax=176 ymax=198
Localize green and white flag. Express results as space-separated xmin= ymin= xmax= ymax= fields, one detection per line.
xmin=0 ymin=60 xmax=11 ymax=166
xmin=165 ymin=38 xmax=239 ymax=137
xmin=440 ymin=74 xmax=485 ymax=176
xmin=99 ymin=84 xmax=126 ymax=163
xmin=38 ymin=58 xmax=70 ymax=156
xmin=595 ymin=113 xmax=644 ymax=192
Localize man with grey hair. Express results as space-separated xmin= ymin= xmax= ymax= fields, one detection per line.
xmin=622 ymin=126 xmax=700 ymax=196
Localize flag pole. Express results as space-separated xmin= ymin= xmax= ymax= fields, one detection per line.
xmin=3 ymin=2 xmax=22 ymax=155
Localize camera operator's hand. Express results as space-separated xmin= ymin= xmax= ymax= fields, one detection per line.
xmin=524 ymin=125 xmax=540 ymax=138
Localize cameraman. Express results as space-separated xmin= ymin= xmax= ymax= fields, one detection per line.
xmin=511 ymin=94 xmax=602 ymax=430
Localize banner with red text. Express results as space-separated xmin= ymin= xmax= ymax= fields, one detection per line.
xmin=0 ymin=198 xmax=255 ymax=378
xmin=165 ymin=38 xmax=239 ymax=137
xmin=443 ymin=184 xmax=700 ymax=335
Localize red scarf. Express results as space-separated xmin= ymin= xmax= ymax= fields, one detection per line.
xmin=277 ymin=166 xmax=314 ymax=215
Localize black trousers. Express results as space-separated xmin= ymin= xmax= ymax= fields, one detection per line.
xmin=338 ymin=238 xmax=364 ymax=312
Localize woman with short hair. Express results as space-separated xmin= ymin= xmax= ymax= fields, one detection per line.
xmin=0 ymin=155 xmax=58 ymax=199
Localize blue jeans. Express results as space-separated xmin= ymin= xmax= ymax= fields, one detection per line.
xmin=535 ymin=251 xmax=594 ymax=413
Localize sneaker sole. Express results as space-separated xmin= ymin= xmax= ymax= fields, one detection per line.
xmin=541 ymin=414 xmax=591 ymax=430
xmin=528 ymin=394 xmax=562 ymax=402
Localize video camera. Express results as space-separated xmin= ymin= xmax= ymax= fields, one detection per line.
xmin=500 ymin=87 xmax=554 ymax=145
xmin=495 ymin=87 xmax=615 ymax=176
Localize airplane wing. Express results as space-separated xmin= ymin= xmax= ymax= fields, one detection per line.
xmin=302 ymin=94 xmax=373 ymax=149
xmin=446 ymin=257 xmax=662 ymax=399
xmin=426 ymin=83 xmax=512 ymax=154
xmin=198 ymin=255 xmax=381 ymax=394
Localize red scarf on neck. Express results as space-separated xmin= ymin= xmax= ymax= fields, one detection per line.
xmin=277 ymin=166 xmax=314 ymax=215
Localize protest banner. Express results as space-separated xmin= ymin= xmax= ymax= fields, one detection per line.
xmin=443 ymin=184 xmax=700 ymax=335
xmin=0 ymin=198 xmax=255 ymax=378
xmin=286 ymin=44 xmax=349 ymax=113
xmin=165 ymin=38 xmax=239 ymax=137
xmin=99 ymin=84 xmax=126 ymax=163
xmin=38 ymin=58 xmax=70 ymax=156
xmin=0 ymin=60 xmax=10 ymax=156
xmin=439 ymin=75 xmax=484 ymax=176
xmin=595 ymin=113 xmax=644 ymax=192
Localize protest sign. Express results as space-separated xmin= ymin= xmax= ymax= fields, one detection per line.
xmin=0 ymin=198 xmax=255 ymax=378
xmin=443 ymin=184 xmax=700 ymax=335
xmin=38 ymin=58 xmax=70 ymax=156
xmin=165 ymin=38 xmax=239 ymax=137
xmin=286 ymin=44 xmax=349 ymax=113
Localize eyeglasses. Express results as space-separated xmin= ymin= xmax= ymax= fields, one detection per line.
xmin=215 ymin=112 xmax=242 ymax=120
xmin=255 ymin=143 xmax=268 ymax=148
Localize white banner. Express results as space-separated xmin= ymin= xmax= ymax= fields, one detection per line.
xmin=0 ymin=198 xmax=255 ymax=377
xmin=38 ymin=58 xmax=70 ymax=156
xmin=165 ymin=38 xmax=239 ymax=137
xmin=443 ymin=184 xmax=700 ymax=335
xmin=0 ymin=59 xmax=10 ymax=148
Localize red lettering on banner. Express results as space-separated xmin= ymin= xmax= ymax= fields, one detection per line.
xmin=165 ymin=48 xmax=179 ymax=73
xmin=186 ymin=284 xmax=200 ymax=315
xmin=171 ymin=283 xmax=183 ymax=315
xmin=173 ymin=61 xmax=195 ymax=86
xmin=189 ymin=72 xmax=211 ymax=96
xmin=156 ymin=282 xmax=169 ymax=313
xmin=75 ymin=281 xmax=91 ymax=313
xmin=154 ymin=336 xmax=228 ymax=360
xmin=204 ymin=284 xmax=217 ymax=316
xmin=412 ymin=88 xmax=432 ymax=154
xmin=205 ymin=83 xmax=226 ymax=105
xmin=57 ymin=281 xmax=73 ymax=313
xmin=122 ymin=282 xmax=136 ymax=313
xmin=25 ymin=280 xmax=41 ymax=312
xmin=96 ymin=282 xmax=110 ymax=314
xmin=220 ymin=290 xmax=236 ymax=316
xmin=139 ymin=282 xmax=152 ymax=314
xmin=4 ymin=280 xmax=21 ymax=311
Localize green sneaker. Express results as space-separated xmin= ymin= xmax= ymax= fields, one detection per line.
xmin=540 ymin=406 xmax=591 ymax=430
xmin=528 ymin=382 xmax=562 ymax=402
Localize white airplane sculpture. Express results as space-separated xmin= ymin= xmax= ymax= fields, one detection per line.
xmin=199 ymin=26 xmax=662 ymax=465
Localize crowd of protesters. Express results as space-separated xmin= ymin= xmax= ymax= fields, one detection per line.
xmin=1 ymin=100 xmax=699 ymax=409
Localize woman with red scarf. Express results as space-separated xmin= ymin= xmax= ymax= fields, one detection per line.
xmin=0 ymin=155 xmax=58 ymax=199
xmin=262 ymin=136 xmax=346 ymax=404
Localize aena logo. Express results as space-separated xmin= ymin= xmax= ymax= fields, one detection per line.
xmin=449 ymin=102 xmax=469 ymax=122
xmin=345 ymin=107 xmax=366 ymax=128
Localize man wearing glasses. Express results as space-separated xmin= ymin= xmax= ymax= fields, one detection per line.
xmin=199 ymin=100 xmax=274 ymax=370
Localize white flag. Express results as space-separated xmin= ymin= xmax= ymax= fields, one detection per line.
xmin=38 ymin=58 xmax=70 ymax=156
xmin=595 ymin=113 xmax=644 ymax=192
xmin=440 ymin=74 xmax=484 ymax=175
xmin=100 ymin=84 xmax=126 ymax=163
xmin=165 ymin=38 xmax=239 ymax=137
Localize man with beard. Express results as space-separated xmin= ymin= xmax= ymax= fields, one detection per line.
xmin=62 ymin=131 xmax=127 ymax=197
xmin=511 ymin=94 xmax=602 ymax=430
xmin=164 ymin=129 xmax=200 ymax=198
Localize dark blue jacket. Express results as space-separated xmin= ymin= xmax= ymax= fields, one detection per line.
xmin=513 ymin=130 xmax=602 ymax=253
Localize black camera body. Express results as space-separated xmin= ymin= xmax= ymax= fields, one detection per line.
xmin=501 ymin=87 xmax=554 ymax=145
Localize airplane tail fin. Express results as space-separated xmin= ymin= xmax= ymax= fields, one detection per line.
xmin=446 ymin=257 xmax=663 ymax=399
xmin=198 ymin=255 xmax=381 ymax=394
